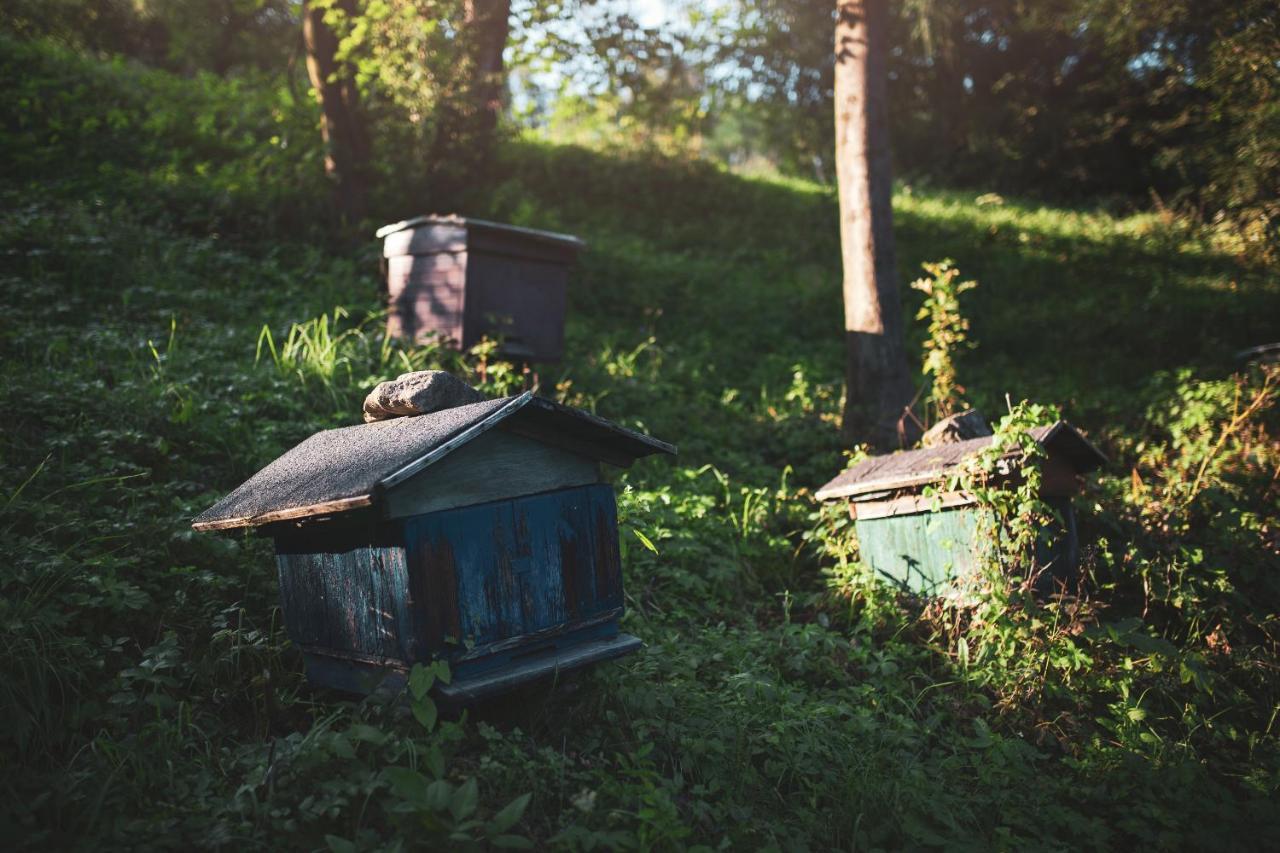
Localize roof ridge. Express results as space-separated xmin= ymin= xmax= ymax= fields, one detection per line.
xmin=377 ymin=391 xmax=534 ymax=489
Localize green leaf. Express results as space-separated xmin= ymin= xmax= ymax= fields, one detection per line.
xmin=412 ymin=696 xmax=438 ymax=731
xmin=449 ymin=777 xmax=479 ymax=821
xmin=425 ymin=745 xmax=445 ymax=779
xmin=492 ymin=835 xmax=535 ymax=849
xmin=325 ymin=835 xmax=358 ymax=853
xmin=490 ymin=792 xmax=532 ymax=833
xmin=327 ymin=733 xmax=355 ymax=760
xmin=349 ymin=723 xmax=388 ymax=745
xmin=426 ymin=780 xmax=452 ymax=812
xmin=633 ymin=527 xmax=659 ymax=554
xmin=408 ymin=663 xmax=435 ymax=700
xmin=383 ymin=767 xmax=430 ymax=805
xmin=431 ymin=659 xmax=453 ymax=685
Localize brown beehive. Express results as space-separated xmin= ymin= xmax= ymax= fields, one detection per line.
xmin=377 ymin=215 xmax=585 ymax=362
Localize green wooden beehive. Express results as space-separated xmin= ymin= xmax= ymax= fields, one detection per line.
xmin=815 ymin=422 xmax=1105 ymax=595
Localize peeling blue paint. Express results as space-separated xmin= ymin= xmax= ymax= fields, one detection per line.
xmin=273 ymin=484 xmax=630 ymax=695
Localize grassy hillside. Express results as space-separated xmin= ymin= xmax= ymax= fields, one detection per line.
xmin=2 ymin=40 xmax=1279 ymax=849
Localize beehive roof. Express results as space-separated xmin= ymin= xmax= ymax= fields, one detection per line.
xmin=192 ymin=393 xmax=674 ymax=531
xmin=815 ymin=421 xmax=1105 ymax=502
xmin=374 ymin=214 xmax=586 ymax=250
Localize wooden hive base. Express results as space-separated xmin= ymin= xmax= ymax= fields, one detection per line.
xmin=299 ymin=621 xmax=642 ymax=703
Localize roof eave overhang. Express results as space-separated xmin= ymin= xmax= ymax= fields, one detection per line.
xmin=190 ymin=493 xmax=374 ymax=532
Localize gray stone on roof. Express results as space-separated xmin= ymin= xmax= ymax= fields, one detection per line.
xmin=363 ymin=370 xmax=489 ymax=423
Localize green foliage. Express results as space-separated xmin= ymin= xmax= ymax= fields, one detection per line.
xmin=312 ymin=0 xmax=466 ymax=142
xmin=522 ymin=3 xmax=724 ymax=160
xmin=2 ymin=40 xmax=1280 ymax=849
xmin=0 ymin=0 xmax=297 ymax=74
xmin=911 ymin=259 xmax=977 ymax=421
xmin=712 ymin=0 xmax=1278 ymax=245
xmin=0 ymin=34 xmax=328 ymax=235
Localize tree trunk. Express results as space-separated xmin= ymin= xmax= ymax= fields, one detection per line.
xmin=302 ymin=0 xmax=370 ymax=225
xmin=211 ymin=0 xmax=245 ymax=76
xmin=466 ymin=0 xmax=511 ymax=144
xmin=834 ymin=0 xmax=916 ymax=449
xmin=428 ymin=0 xmax=510 ymax=199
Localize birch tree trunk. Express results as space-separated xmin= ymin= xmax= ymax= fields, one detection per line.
xmin=302 ymin=0 xmax=370 ymax=225
xmin=834 ymin=0 xmax=916 ymax=448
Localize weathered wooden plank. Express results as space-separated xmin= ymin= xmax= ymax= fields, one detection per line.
xmin=463 ymin=251 xmax=570 ymax=360
xmin=405 ymin=500 xmax=520 ymax=650
xmin=382 ymin=428 xmax=601 ymax=519
xmin=439 ymin=631 xmax=641 ymax=703
xmin=585 ymin=484 xmax=625 ymax=611
xmin=510 ymin=488 xmax=576 ymax=632
xmin=329 ymin=550 xmax=360 ymax=653
xmin=385 ymin=252 xmax=468 ymax=344
xmin=855 ymin=508 xmax=989 ymax=595
xmin=450 ymin=608 xmax=622 ymax=663
xmin=360 ymin=546 xmax=399 ymax=660
xmin=400 ymin=484 xmax=627 ymax=660
xmin=380 ymin=545 xmax=417 ymax=661
xmin=850 ymin=490 xmax=974 ymax=520
xmin=277 ymin=552 xmax=324 ymax=648
xmin=403 ymin=513 xmax=462 ymax=653
xmin=192 ymin=494 xmax=373 ymax=532
xmin=273 ymin=514 xmax=410 ymax=661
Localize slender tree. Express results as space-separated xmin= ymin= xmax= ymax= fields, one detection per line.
xmin=834 ymin=0 xmax=916 ymax=448
xmin=467 ymin=0 xmax=511 ymax=144
xmin=302 ymin=0 xmax=371 ymax=225
xmin=427 ymin=0 xmax=510 ymax=194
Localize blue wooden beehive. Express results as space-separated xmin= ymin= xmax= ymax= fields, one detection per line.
xmin=815 ymin=422 xmax=1105 ymax=595
xmin=192 ymin=380 xmax=674 ymax=701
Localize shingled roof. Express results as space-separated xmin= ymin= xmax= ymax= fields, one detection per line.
xmin=193 ymin=392 xmax=674 ymax=531
xmin=815 ymin=421 xmax=1105 ymax=502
